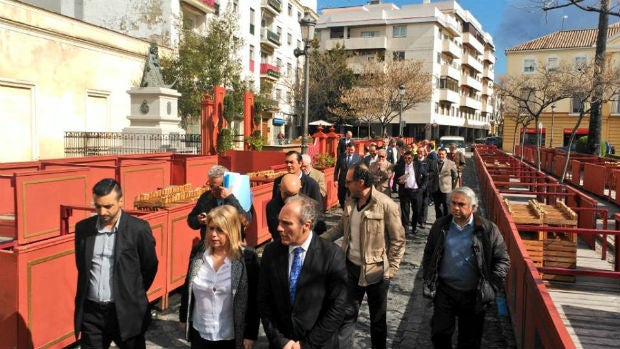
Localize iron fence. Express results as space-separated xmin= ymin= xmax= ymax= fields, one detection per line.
xmin=64 ymin=131 xmax=201 ymax=157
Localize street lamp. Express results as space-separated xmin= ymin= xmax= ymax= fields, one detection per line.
xmin=294 ymin=13 xmax=316 ymax=155
xmin=550 ymin=104 xmax=556 ymax=148
xmin=398 ymin=85 xmax=406 ymax=137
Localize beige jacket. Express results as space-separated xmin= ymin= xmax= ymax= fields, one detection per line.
xmin=308 ymin=167 xmax=327 ymax=198
xmin=323 ymin=187 xmax=405 ymax=286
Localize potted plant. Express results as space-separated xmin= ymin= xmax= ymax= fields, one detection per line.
xmin=313 ymin=152 xmax=336 ymax=169
xmin=246 ymin=130 xmax=266 ymax=150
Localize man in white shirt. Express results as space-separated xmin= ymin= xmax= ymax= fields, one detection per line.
xmin=394 ymin=150 xmax=429 ymax=235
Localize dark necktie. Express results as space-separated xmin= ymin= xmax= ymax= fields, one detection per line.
xmin=347 ymin=155 xmax=351 ymax=165
xmin=289 ymin=247 xmax=303 ymax=304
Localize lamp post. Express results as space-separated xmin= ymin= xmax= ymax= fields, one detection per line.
xmin=294 ymin=13 xmax=316 ymax=154
xmin=550 ymin=104 xmax=556 ymax=148
xmin=398 ymin=85 xmax=405 ymax=137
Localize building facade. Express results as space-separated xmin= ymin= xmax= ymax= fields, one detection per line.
xmin=3 ymin=0 xmax=317 ymax=162
xmin=316 ymin=0 xmax=496 ymax=141
xmin=503 ymin=22 xmax=620 ymax=153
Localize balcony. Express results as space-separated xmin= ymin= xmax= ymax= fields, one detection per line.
xmin=441 ymin=17 xmax=461 ymax=37
xmin=181 ymin=0 xmax=216 ymax=14
xmin=484 ymin=50 xmax=495 ymax=64
xmin=260 ymin=63 xmax=280 ymax=81
xmin=483 ymin=66 xmax=494 ymax=81
xmin=462 ymin=32 xmax=484 ymax=54
xmin=439 ymin=89 xmax=459 ymax=104
xmin=261 ymin=0 xmax=281 ymax=17
xmin=441 ymin=39 xmax=461 ymax=58
xmin=460 ymin=95 xmax=482 ymax=110
xmin=482 ymin=83 xmax=494 ymax=96
xmin=324 ymin=36 xmax=388 ymax=51
xmin=462 ymin=53 xmax=483 ymax=73
xmin=260 ymin=28 xmax=281 ymax=50
xmin=461 ymin=75 xmax=482 ymax=92
xmin=440 ymin=64 xmax=460 ymax=80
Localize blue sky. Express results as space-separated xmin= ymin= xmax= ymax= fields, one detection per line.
xmin=316 ymin=0 xmax=602 ymax=75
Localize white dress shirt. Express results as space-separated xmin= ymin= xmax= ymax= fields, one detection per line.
xmin=192 ymin=250 xmax=234 ymax=341
xmin=405 ymin=163 xmax=418 ymax=189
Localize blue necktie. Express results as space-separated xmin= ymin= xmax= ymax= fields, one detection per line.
xmin=289 ymin=247 xmax=303 ymax=304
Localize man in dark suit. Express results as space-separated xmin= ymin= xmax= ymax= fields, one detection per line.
xmin=258 ymin=195 xmax=348 ymax=349
xmin=266 ymin=173 xmax=302 ymax=241
xmin=394 ymin=150 xmax=429 ymax=235
xmin=337 ymin=130 xmax=353 ymax=158
xmin=187 ymin=165 xmax=252 ymax=240
xmin=272 ymin=151 xmax=323 ymax=211
xmin=74 ymin=178 xmax=158 ymax=349
xmin=386 ymin=139 xmax=398 ymax=164
xmin=334 ymin=142 xmax=362 ymax=208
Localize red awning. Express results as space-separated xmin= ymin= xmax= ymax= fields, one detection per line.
xmin=521 ymin=128 xmax=546 ymax=134
xmin=563 ymin=128 xmax=588 ymax=135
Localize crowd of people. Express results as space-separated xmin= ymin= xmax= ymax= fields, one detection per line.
xmin=70 ymin=134 xmax=510 ymax=349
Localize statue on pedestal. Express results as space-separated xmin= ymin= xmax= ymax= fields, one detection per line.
xmin=140 ymin=42 xmax=166 ymax=88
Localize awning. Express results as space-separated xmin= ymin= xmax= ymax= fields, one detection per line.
xmin=272 ymin=118 xmax=286 ymax=126
xmin=563 ymin=128 xmax=588 ymax=135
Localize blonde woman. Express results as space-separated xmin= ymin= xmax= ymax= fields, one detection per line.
xmin=370 ymin=149 xmax=393 ymax=195
xmin=179 ymin=205 xmax=259 ymax=349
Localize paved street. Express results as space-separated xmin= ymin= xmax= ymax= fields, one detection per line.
xmin=98 ymin=155 xmax=517 ymax=349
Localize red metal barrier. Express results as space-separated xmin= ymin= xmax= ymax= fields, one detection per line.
xmin=171 ymin=154 xmax=218 ymax=186
xmin=320 ymin=167 xmax=338 ymax=210
xmin=582 ymin=163 xmax=606 ymax=196
xmin=245 ymin=183 xmax=273 ymax=246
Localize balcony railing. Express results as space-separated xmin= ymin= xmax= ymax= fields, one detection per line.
xmin=64 ymin=132 xmax=200 ymax=157
xmin=260 ymin=63 xmax=280 ymax=79
xmin=261 ymin=0 xmax=281 ymax=15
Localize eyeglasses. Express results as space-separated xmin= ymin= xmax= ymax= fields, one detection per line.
xmin=378 ymin=155 xmax=386 ymax=158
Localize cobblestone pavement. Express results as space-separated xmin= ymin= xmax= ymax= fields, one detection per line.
xmin=98 ymin=154 xmax=517 ymax=349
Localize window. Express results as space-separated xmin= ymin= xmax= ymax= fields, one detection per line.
xmin=288 ymin=4 xmax=293 ymax=16
xmin=436 ymin=52 xmax=441 ymax=64
xmin=249 ymin=45 xmax=254 ymax=59
xmin=287 ymin=63 xmax=292 ymax=76
xmin=276 ymin=58 xmax=282 ymax=68
xmin=571 ymin=96 xmax=584 ymax=114
xmin=523 ymin=59 xmax=536 ymax=73
xmin=330 ymin=27 xmax=344 ymax=39
xmin=613 ymin=95 xmax=620 ymax=114
xmin=393 ymin=25 xmax=407 ymax=38
xmin=361 ymin=31 xmax=378 ymax=38
xmin=393 ymin=51 xmax=405 ymax=61
xmin=575 ymin=55 xmax=587 ymax=71
xmin=288 ymin=33 xmax=292 ymax=46
xmin=546 ymin=56 xmax=559 ymax=70
xmin=249 ymin=8 xmax=255 ymax=35
xmin=276 ymin=88 xmax=282 ymax=100
xmin=232 ymin=0 xmax=238 ymax=13
xmin=298 ymin=11 xmax=302 ymax=22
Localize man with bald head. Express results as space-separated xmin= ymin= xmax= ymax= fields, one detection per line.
xmin=266 ymin=173 xmax=302 ymax=241
xmin=301 ymin=153 xmax=326 ymax=199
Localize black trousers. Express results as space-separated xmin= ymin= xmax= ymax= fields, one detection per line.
xmin=80 ymin=300 xmax=146 ymax=349
xmin=337 ymin=184 xmax=348 ymax=209
xmin=189 ymin=327 xmax=235 ymax=349
xmin=431 ymin=282 xmax=486 ymax=349
xmin=399 ymin=188 xmax=422 ymax=229
xmin=433 ymin=191 xmax=449 ymax=218
xmin=338 ymin=259 xmax=390 ymax=349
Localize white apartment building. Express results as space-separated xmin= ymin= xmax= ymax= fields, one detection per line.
xmin=317 ymin=0 xmax=496 ymax=141
xmin=16 ymin=0 xmax=317 ymax=145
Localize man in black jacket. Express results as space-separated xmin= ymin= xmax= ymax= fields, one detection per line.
xmin=421 ymin=186 xmax=510 ymax=349
xmin=393 ymin=150 xmax=428 ymax=234
xmin=187 ymin=165 xmax=252 ymax=241
xmin=272 ymin=151 xmax=323 ymax=211
xmin=258 ymin=196 xmax=347 ymax=348
xmin=74 ymin=178 xmax=158 ymax=349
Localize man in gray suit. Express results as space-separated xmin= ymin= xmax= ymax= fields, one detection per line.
xmin=431 ymin=148 xmax=458 ymax=218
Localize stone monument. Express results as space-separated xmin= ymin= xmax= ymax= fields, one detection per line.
xmin=123 ymin=43 xmax=190 ymax=152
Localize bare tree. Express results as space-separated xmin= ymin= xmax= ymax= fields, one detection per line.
xmin=331 ymin=59 xmax=432 ymax=136
xmin=539 ymin=0 xmax=620 ymax=155
xmin=497 ymin=62 xmax=576 ymax=170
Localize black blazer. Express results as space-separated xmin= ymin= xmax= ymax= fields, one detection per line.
xmin=266 ymin=195 xmax=285 ymax=241
xmin=393 ymin=159 xmax=429 ymax=192
xmin=258 ymin=234 xmax=347 ymax=349
xmin=333 ymin=153 xmax=362 ymax=185
xmin=271 ymin=173 xmax=323 ymax=211
xmin=187 ymin=190 xmax=252 ymax=240
xmin=74 ymin=213 xmax=158 ymax=340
